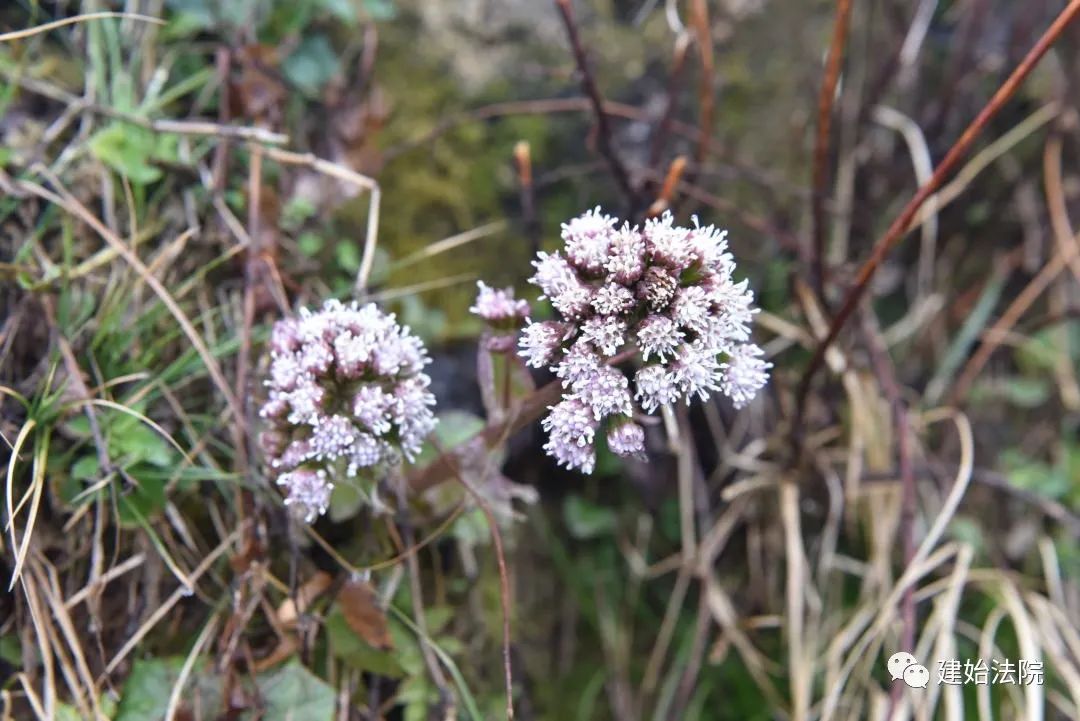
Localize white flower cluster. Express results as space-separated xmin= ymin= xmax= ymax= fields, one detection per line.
xmin=259 ymin=299 xmax=437 ymax=521
xmin=520 ymin=208 xmax=771 ymax=473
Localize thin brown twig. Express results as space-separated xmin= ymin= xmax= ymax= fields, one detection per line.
xmin=810 ymin=0 xmax=854 ymax=297
xmin=636 ymin=168 xmax=803 ymax=255
xmin=646 ymin=156 xmax=688 ymax=217
xmin=553 ymin=0 xmax=641 ymax=212
xmin=302 ymin=501 xmax=468 ymax=575
xmin=514 ymin=141 xmax=540 ymax=258
xmin=951 ymin=240 xmax=1080 ymax=403
xmin=687 ymin=0 xmax=715 ymax=171
xmin=795 ymin=0 xmax=1080 ymax=429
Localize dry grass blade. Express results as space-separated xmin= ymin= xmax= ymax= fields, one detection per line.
xmin=102 ymin=526 xmax=241 ymax=677
xmin=164 ymin=614 xmax=220 ymax=721
xmin=33 ymin=560 xmax=104 ymax=719
xmin=796 ymin=0 xmax=1080 ymax=421
xmin=7 ymin=426 xmax=48 ymax=591
xmin=872 ymin=106 xmax=936 ymax=298
xmin=781 ymin=478 xmax=811 ymax=721
xmin=17 ymin=174 xmax=244 ymax=423
xmin=260 ymin=147 xmax=381 ymax=295
xmin=390 ymin=222 xmax=508 ymax=271
xmin=951 ymin=228 xmax=1080 ymax=401
xmin=4 ymin=419 xmax=35 ymax=571
xmin=0 ymin=12 xmax=163 ymax=43
xmin=64 ymin=553 xmax=145 ymax=609
xmin=67 ymin=399 xmax=194 ymax=465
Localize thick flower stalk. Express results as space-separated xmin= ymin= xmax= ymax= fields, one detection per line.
xmin=259 ymin=299 xmax=437 ymax=521
xmin=519 ymin=208 xmax=771 ymax=473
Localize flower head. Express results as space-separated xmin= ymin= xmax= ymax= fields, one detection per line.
xmin=260 ymin=299 xmax=437 ymax=521
xmin=606 ymin=418 xmax=646 ymax=459
xmin=541 ymin=398 xmax=598 ymax=473
xmin=471 ymin=281 xmax=531 ymax=352
xmin=517 ymin=209 xmax=770 ymax=473
xmin=470 ymin=281 xmax=531 ymax=325
xmin=277 ymin=469 xmax=332 ymax=523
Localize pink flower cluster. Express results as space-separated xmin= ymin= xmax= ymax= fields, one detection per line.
xmin=519 ymin=208 xmax=771 ymax=474
xmin=259 ymin=299 xmax=437 ymax=521
xmin=470 ymin=281 xmax=531 ymax=352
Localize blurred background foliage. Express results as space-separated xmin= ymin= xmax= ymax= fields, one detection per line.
xmin=3 ymin=0 xmax=1080 ymax=720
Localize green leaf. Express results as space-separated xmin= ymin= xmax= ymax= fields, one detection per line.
xmin=72 ymin=455 xmax=100 ymax=482
xmin=413 ymin=411 xmax=485 ymax=467
xmin=0 ymin=634 xmax=20 ymax=666
xmin=114 ymin=423 xmax=175 ymax=468
xmin=282 ymin=196 xmax=317 ymax=230
xmin=283 ymin=35 xmax=340 ymax=96
xmin=298 ymin=232 xmax=324 ymax=256
xmin=256 ymin=660 xmax=336 ymax=721
xmin=118 ymin=468 xmax=169 ymax=526
xmin=54 ymin=704 xmax=83 ymax=721
xmin=451 ymin=508 xmax=490 ymax=546
xmin=88 ymin=124 xmax=162 ymax=184
xmin=334 ymin=240 xmax=361 ymax=273
xmin=1001 ymin=449 xmax=1070 ymax=500
xmin=969 ymin=376 xmax=1051 ymax=408
xmin=362 ymin=0 xmax=397 ymax=20
xmin=116 ymin=657 xmax=222 ymax=721
xmin=164 ymin=0 xmax=216 ymax=35
xmin=563 ymin=495 xmax=617 ymax=540
xmin=1016 ymin=329 xmax=1062 ymax=373
xmin=319 ymin=0 xmax=358 ymax=23
xmin=328 ymin=475 xmax=370 ymax=522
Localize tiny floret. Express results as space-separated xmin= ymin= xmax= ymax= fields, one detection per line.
xmin=260 ymin=299 xmax=437 ymax=522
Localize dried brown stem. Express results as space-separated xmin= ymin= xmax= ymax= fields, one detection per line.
xmin=647 ymin=155 xmax=688 ymax=217
xmin=554 ymin=0 xmax=641 ymax=212
xmin=950 ymin=129 xmax=1080 ymax=402
xmin=795 ymin=0 xmax=1080 ymax=427
xmin=688 ymin=0 xmax=715 ymax=170
xmin=514 ymin=141 xmax=540 ymax=257
xmin=810 ymin=0 xmax=854 ymax=297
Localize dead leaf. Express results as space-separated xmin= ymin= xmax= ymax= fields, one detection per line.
xmin=338 ymin=578 xmax=393 ymax=650
xmin=231 ymin=44 xmax=286 ymax=128
xmin=276 ymin=570 xmax=333 ymax=628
